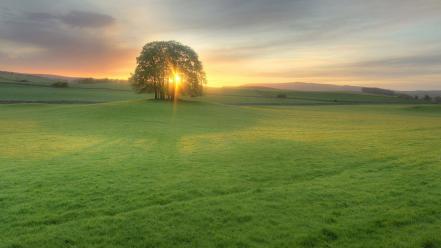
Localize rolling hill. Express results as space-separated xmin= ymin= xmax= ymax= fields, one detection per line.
xmin=242 ymin=82 xmax=362 ymax=92
xmin=0 ymin=70 xmax=58 ymax=85
xmin=0 ymin=70 xmax=432 ymax=105
xmin=403 ymin=90 xmax=441 ymax=97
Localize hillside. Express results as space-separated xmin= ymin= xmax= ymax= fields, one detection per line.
xmin=0 ymin=70 xmax=58 ymax=85
xmin=0 ymin=71 xmax=428 ymax=105
xmin=403 ymin=90 xmax=441 ymax=97
xmin=199 ymin=87 xmax=420 ymax=105
xmin=30 ymin=73 xmax=83 ymax=82
xmin=242 ymin=82 xmax=362 ymax=92
xmin=0 ymin=71 xmax=139 ymax=103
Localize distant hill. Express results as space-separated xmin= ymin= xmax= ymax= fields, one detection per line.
xmin=200 ymin=86 xmax=421 ymax=105
xmin=0 ymin=70 xmax=58 ymax=85
xmin=242 ymin=82 xmax=362 ymax=92
xmin=0 ymin=70 xmax=125 ymax=85
xmin=403 ymin=90 xmax=441 ymax=97
xmin=0 ymin=70 xmax=84 ymax=82
xmin=0 ymin=70 xmax=424 ymax=105
xmin=30 ymin=73 xmax=83 ymax=82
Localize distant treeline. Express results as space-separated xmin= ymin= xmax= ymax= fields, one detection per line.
xmin=362 ymin=87 xmax=412 ymax=100
xmin=51 ymin=81 xmax=69 ymax=88
xmin=419 ymin=95 xmax=441 ymax=103
xmin=76 ymin=78 xmax=127 ymax=84
xmin=361 ymin=87 xmax=395 ymax=96
xmin=362 ymin=87 xmax=441 ymax=103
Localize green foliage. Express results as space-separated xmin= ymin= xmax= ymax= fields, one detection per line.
xmin=76 ymin=78 xmax=126 ymax=84
xmin=131 ymin=41 xmax=206 ymax=100
xmin=51 ymin=81 xmax=69 ymax=88
xmin=424 ymin=94 xmax=432 ymax=102
xmin=362 ymin=87 xmax=395 ymax=96
xmin=1 ymin=101 xmax=441 ymax=247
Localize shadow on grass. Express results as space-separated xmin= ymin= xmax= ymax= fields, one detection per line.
xmin=142 ymin=98 xmax=214 ymax=106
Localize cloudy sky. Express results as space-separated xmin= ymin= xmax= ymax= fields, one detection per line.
xmin=1 ymin=0 xmax=441 ymax=90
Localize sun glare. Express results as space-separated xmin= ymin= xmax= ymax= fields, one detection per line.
xmin=174 ymin=74 xmax=181 ymax=85
xmin=169 ymin=73 xmax=182 ymax=86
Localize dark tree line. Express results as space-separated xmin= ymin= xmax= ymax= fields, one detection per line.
xmin=76 ymin=78 xmax=126 ymax=84
xmin=361 ymin=87 xmax=395 ymax=96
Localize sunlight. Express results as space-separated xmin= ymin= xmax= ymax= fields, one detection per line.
xmin=168 ymin=73 xmax=182 ymax=86
xmin=174 ymin=73 xmax=181 ymax=85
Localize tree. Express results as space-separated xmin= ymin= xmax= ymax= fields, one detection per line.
xmin=423 ymin=94 xmax=432 ymax=102
xmin=51 ymin=81 xmax=69 ymax=88
xmin=131 ymin=41 xmax=206 ymax=101
xmin=361 ymin=87 xmax=395 ymax=96
xmin=276 ymin=93 xmax=287 ymax=98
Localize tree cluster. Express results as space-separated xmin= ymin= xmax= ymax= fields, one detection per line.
xmin=76 ymin=78 xmax=126 ymax=84
xmin=51 ymin=81 xmax=69 ymax=88
xmin=131 ymin=41 xmax=206 ymax=100
xmin=361 ymin=87 xmax=395 ymax=96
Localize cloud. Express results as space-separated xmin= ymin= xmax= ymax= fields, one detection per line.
xmin=254 ymin=54 xmax=441 ymax=78
xmin=149 ymin=0 xmax=440 ymax=34
xmin=26 ymin=10 xmax=115 ymax=28
xmin=26 ymin=12 xmax=55 ymax=21
xmin=58 ymin=10 xmax=114 ymax=28
xmin=0 ymin=6 xmax=132 ymax=77
xmin=164 ymin=0 xmax=441 ymax=69
xmin=1 ymin=0 xmax=441 ymax=89
xmin=351 ymin=54 xmax=441 ymax=68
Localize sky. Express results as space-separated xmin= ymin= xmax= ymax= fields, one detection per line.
xmin=1 ymin=0 xmax=441 ymax=90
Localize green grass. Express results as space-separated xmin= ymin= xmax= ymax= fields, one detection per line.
xmin=198 ymin=87 xmax=421 ymax=105
xmin=0 ymin=71 xmax=135 ymax=102
xmin=0 ymin=84 xmax=144 ymax=102
xmin=1 ymin=78 xmax=421 ymax=105
xmin=1 ymin=99 xmax=441 ymax=247
xmin=0 ymin=76 xmax=439 ymax=247
xmin=0 ymin=71 xmax=57 ymax=85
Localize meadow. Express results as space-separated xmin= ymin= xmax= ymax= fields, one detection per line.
xmin=1 ymin=77 xmax=441 ymax=247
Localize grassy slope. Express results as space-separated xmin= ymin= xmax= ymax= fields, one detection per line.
xmin=0 ymin=71 xmax=137 ymax=102
xmin=1 ymin=101 xmax=441 ymax=247
xmin=199 ymin=87 xmax=420 ymax=105
xmin=0 ymin=76 xmax=420 ymax=105
xmin=0 ymin=84 xmax=144 ymax=102
xmin=0 ymin=71 xmax=57 ymax=85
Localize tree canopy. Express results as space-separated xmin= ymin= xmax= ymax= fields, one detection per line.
xmin=131 ymin=41 xmax=206 ymax=100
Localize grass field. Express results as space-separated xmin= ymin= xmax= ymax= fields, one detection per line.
xmin=1 ymin=77 xmax=441 ymax=247
xmin=0 ymin=84 xmax=143 ymax=102
xmin=0 ymin=83 xmax=419 ymax=105
xmin=1 ymin=70 xmax=421 ymax=105
xmin=0 ymin=72 xmax=141 ymax=103
xmin=199 ymin=87 xmax=421 ymax=105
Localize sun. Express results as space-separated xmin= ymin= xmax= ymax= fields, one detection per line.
xmin=169 ymin=73 xmax=182 ymax=86
xmin=174 ymin=74 xmax=181 ymax=85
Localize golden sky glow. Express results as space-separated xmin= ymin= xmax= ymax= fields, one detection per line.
xmin=1 ymin=0 xmax=441 ymax=90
